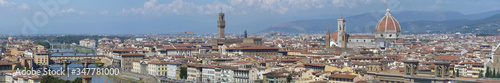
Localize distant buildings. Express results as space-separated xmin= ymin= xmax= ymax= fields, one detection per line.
xmin=98 ymin=38 xmax=121 ymax=45
xmin=79 ymin=38 xmax=96 ymax=48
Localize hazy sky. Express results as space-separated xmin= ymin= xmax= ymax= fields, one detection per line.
xmin=1 ymin=0 xmax=500 ymax=34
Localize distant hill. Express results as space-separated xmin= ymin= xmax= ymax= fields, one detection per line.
xmin=467 ymin=10 xmax=500 ymax=20
xmin=262 ymin=10 xmax=500 ymax=34
xmin=402 ymin=13 xmax=500 ymax=34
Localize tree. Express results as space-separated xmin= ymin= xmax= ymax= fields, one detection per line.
xmin=455 ymin=69 xmax=459 ymax=77
xmin=41 ymin=75 xmax=83 ymax=83
xmin=34 ymin=40 xmax=50 ymax=49
xmin=65 ymin=80 xmax=71 ymax=83
xmin=497 ymin=71 xmax=500 ymax=78
xmin=494 ymin=68 xmax=497 ymax=78
xmin=179 ymin=66 xmax=188 ymax=79
xmin=486 ymin=67 xmax=490 ymax=77
xmin=479 ymin=70 xmax=484 ymax=78
xmin=14 ymin=63 xmax=24 ymax=70
xmin=495 ymin=70 xmax=500 ymax=78
xmin=72 ymin=77 xmax=83 ymax=83
xmin=287 ymin=75 xmax=292 ymax=83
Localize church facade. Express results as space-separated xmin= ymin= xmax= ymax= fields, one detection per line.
xmin=328 ymin=8 xmax=404 ymax=49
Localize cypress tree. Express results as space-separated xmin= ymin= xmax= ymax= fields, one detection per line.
xmin=452 ymin=69 xmax=455 ymax=77
xmin=497 ymin=71 xmax=500 ymax=78
xmin=487 ymin=67 xmax=490 ymax=77
xmin=494 ymin=68 xmax=497 ymax=78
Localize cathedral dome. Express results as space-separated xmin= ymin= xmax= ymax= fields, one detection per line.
xmin=330 ymin=31 xmax=338 ymax=39
xmin=376 ymin=8 xmax=401 ymax=32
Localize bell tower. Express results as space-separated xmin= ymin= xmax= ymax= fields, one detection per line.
xmin=337 ymin=18 xmax=347 ymax=48
xmin=218 ymin=11 xmax=226 ymax=39
xmin=325 ymin=27 xmax=330 ymax=48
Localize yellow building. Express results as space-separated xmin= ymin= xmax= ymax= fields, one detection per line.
xmin=471 ymin=63 xmax=483 ymax=78
xmin=148 ymin=61 xmax=168 ymax=76
xmin=328 ymin=74 xmax=357 ymax=83
xmin=325 ymin=65 xmax=352 ymax=72
xmin=9 ymin=48 xmax=24 ymax=56
xmin=34 ymin=52 xmax=50 ymax=66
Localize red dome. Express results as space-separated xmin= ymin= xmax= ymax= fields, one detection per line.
xmin=330 ymin=31 xmax=338 ymax=39
xmin=376 ymin=8 xmax=401 ymax=32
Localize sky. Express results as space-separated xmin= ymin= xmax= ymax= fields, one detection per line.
xmin=1 ymin=0 xmax=500 ymax=35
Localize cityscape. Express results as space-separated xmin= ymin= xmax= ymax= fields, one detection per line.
xmin=2 ymin=0 xmax=500 ymax=83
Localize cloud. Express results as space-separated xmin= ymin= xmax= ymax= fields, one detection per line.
xmin=119 ymin=0 xmax=386 ymax=15
xmin=18 ymin=3 xmax=29 ymax=9
xmin=0 ymin=0 xmax=15 ymax=7
xmin=0 ymin=0 xmax=30 ymax=10
xmin=380 ymin=0 xmax=387 ymax=3
xmin=59 ymin=8 xmax=75 ymax=14
xmin=121 ymin=0 xmax=229 ymax=15
xmin=59 ymin=8 xmax=85 ymax=15
xmin=101 ymin=11 xmax=109 ymax=15
xmin=332 ymin=0 xmax=373 ymax=8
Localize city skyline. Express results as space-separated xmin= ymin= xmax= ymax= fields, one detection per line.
xmin=2 ymin=1 xmax=500 ymax=83
xmin=1 ymin=0 xmax=500 ymax=34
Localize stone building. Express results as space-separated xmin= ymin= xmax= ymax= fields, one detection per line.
xmin=218 ymin=11 xmax=226 ymax=39
xmin=329 ymin=7 xmax=404 ymax=49
xmin=120 ymin=53 xmax=145 ymax=70
xmin=34 ymin=51 xmax=50 ymax=66
xmin=366 ymin=60 xmax=476 ymax=83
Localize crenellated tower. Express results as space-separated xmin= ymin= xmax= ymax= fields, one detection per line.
xmin=218 ymin=11 xmax=226 ymax=39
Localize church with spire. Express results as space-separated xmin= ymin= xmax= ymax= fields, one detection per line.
xmin=326 ymin=7 xmax=404 ymax=49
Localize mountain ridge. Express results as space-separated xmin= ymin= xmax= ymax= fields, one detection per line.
xmin=262 ymin=10 xmax=500 ymax=34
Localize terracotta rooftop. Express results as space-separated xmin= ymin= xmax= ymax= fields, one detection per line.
xmin=121 ymin=53 xmax=145 ymax=57
xmin=0 ymin=60 xmax=14 ymax=65
xmin=329 ymin=74 xmax=357 ymax=79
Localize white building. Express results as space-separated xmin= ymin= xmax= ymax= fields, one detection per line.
xmin=219 ymin=65 xmax=237 ymax=83
xmin=166 ymin=62 xmax=182 ymax=79
xmin=234 ymin=69 xmax=251 ymax=83
xmin=79 ymin=38 xmax=96 ymax=48
xmin=159 ymin=45 xmax=199 ymax=56
xmin=132 ymin=59 xmax=149 ymax=74
xmin=202 ymin=66 xmax=216 ymax=83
